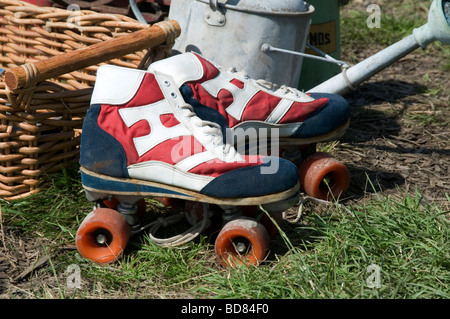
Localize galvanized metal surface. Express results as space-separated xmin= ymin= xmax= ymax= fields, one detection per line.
xmin=169 ymin=0 xmax=314 ymax=87
xmin=413 ymin=0 xmax=450 ymax=47
xmin=195 ymin=0 xmax=307 ymax=15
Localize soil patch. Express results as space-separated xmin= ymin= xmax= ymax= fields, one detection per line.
xmin=335 ymin=47 xmax=449 ymax=209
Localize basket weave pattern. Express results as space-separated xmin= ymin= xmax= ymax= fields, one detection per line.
xmin=0 ymin=0 xmax=163 ymax=199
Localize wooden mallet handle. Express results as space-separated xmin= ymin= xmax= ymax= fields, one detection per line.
xmin=5 ymin=20 xmax=181 ymax=90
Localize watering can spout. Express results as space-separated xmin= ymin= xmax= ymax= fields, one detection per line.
xmin=308 ymin=0 xmax=450 ymax=95
xmin=413 ymin=24 xmax=436 ymax=49
xmin=413 ymin=0 xmax=450 ymax=47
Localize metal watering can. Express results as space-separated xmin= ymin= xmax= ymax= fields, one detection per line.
xmin=168 ymin=0 xmax=314 ymax=88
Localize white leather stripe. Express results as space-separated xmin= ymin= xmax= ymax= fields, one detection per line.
xmin=119 ymin=100 xmax=191 ymax=157
xmin=91 ymin=65 xmax=146 ymax=105
xmin=175 ymin=151 xmax=218 ymax=172
xmin=147 ymin=52 xmax=204 ymax=87
xmin=265 ymin=99 xmax=294 ymax=124
xmin=153 ymin=71 xmax=244 ymax=163
xmin=128 ymin=161 xmax=214 ymax=192
xmin=201 ymin=71 xmax=259 ymax=121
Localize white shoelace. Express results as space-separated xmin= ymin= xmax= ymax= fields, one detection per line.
xmin=177 ymin=102 xmax=237 ymax=161
xmin=227 ymin=67 xmax=313 ymax=101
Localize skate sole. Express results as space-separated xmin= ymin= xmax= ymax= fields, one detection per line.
xmin=80 ymin=166 xmax=300 ymax=206
xmin=278 ymin=120 xmax=350 ymax=146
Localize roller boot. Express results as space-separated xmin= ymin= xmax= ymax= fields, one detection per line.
xmin=148 ymin=52 xmax=351 ymax=201
xmin=76 ymin=63 xmax=301 ymax=266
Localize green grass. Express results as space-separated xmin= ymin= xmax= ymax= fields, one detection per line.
xmin=341 ymin=0 xmax=450 ymax=68
xmin=341 ymin=11 xmax=418 ymax=49
xmin=1 ymin=167 xmax=89 ymax=241
xmin=1 ymin=167 xmax=448 ymax=299
xmin=1 ymin=0 xmax=449 ymax=300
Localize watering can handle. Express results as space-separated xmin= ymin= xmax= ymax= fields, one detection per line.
xmin=261 ymin=43 xmax=350 ymax=68
xmin=201 ymin=0 xmax=226 ymax=26
xmin=5 ymin=20 xmax=181 ymax=90
xmin=209 ymin=0 xmax=219 ymax=11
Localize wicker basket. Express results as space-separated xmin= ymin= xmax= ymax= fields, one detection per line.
xmin=0 ymin=0 xmax=176 ymax=200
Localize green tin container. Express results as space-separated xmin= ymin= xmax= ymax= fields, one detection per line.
xmin=298 ymin=0 xmax=349 ymax=91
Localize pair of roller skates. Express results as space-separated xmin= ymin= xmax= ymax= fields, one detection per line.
xmin=76 ymin=53 xmax=350 ymax=267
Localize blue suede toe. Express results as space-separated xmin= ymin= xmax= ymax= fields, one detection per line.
xmin=292 ymin=93 xmax=350 ymax=139
xmin=200 ymin=157 xmax=299 ymax=198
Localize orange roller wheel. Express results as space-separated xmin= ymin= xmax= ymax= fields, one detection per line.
xmin=241 ymin=206 xmax=279 ymax=239
xmin=215 ymin=218 xmax=270 ymax=268
xmin=298 ymin=152 xmax=350 ymax=201
xmin=76 ymin=208 xmax=130 ymax=264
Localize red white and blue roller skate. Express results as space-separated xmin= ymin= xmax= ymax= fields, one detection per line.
xmin=76 ymin=62 xmax=301 ymax=267
xmin=151 ymin=53 xmax=351 ymax=201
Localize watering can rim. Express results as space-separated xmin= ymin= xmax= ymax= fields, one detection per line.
xmin=194 ymin=0 xmax=314 ymax=16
